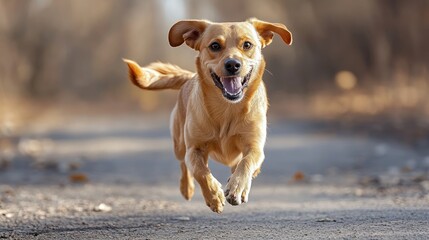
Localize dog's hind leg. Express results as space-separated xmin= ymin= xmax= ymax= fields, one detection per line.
xmin=174 ymin=134 xmax=195 ymax=200
xmin=179 ymin=161 xmax=195 ymax=200
xmin=171 ymin=106 xmax=195 ymax=200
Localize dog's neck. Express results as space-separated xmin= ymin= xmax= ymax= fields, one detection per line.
xmin=195 ymin=57 xmax=266 ymax=121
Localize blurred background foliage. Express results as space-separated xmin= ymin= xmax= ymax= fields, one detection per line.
xmin=1 ymin=0 xmax=429 ymax=134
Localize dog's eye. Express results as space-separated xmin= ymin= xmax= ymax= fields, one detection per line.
xmin=209 ymin=42 xmax=221 ymax=52
xmin=243 ymin=41 xmax=253 ymax=50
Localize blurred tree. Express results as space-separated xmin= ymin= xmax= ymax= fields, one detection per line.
xmin=0 ymin=0 xmax=428 ymax=101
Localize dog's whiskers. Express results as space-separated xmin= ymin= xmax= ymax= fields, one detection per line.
xmin=264 ymin=68 xmax=273 ymax=76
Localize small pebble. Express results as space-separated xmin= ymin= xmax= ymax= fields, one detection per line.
xmin=93 ymin=203 xmax=112 ymax=212
xmin=173 ymin=216 xmax=190 ymax=221
xmin=316 ymin=218 xmax=336 ymax=222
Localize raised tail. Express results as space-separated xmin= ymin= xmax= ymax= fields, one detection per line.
xmin=123 ymin=59 xmax=195 ymax=90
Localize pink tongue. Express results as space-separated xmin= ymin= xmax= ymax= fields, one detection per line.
xmin=220 ymin=77 xmax=242 ymax=95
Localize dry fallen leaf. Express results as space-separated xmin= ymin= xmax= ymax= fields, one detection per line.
xmin=292 ymin=171 xmax=305 ymax=182
xmin=69 ymin=173 xmax=89 ymax=183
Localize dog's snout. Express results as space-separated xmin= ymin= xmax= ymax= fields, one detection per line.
xmin=224 ymin=59 xmax=241 ymax=75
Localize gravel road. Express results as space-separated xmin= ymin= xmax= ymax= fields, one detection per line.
xmin=1 ymin=115 xmax=428 ymax=239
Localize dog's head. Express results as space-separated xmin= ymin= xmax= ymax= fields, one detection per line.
xmin=169 ymin=18 xmax=292 ymax=103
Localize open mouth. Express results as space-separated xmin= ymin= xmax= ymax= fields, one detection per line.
xmin=210 ymin=68 xmax=253 ymax=102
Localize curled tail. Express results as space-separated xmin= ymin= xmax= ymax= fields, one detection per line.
xmin=123 ymin=59 xmax=195 ymax=90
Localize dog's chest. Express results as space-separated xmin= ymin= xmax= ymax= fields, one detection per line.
xmin=209 ymin=133 xmax=242 ymax=166
xmin=206 ymin=119 xmax=244 ymax=165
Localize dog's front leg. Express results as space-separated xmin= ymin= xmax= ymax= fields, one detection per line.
xmin=185 ymin=147 xmax=225 ymax=213
xmin=225 ymin=146 xmax=264 ymax=205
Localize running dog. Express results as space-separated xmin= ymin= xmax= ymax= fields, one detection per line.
xmin=124 ymin=18 xmax=292 ymax=213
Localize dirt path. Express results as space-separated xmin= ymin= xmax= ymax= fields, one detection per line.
xmin=1 ymin=115 xmax=428 ymax=239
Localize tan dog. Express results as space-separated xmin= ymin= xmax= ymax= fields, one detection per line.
xmin=124 ymin=18 xmax=292 ymax=213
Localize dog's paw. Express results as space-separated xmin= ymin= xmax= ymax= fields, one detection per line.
xmin=180 ymin=178 xmax=195 ymax=201
xmin=204 ymin=178 xmax=225 ymax=213
xmin=206 ymin=189 xmax=226 ymax=213
xmin=224 ymin=174 xmax=252 ymax=205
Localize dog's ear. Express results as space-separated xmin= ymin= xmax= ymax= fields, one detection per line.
xmin=248 ymin=18 xmax=292 ymax=48
xmin=169 ymin=20 xmax=210 ymax=50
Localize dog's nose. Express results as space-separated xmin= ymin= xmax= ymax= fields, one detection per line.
xmin=224 ymin=59 xmax=241 ymax=75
